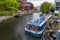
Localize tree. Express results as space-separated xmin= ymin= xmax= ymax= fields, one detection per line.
xmin=0 ymin=0 xmax=19 ymax=16
xmin=40 ymin=2 xmax=51 ymax=13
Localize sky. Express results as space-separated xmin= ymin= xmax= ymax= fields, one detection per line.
xmin=27 ymin=0 xmax=55 ymax=7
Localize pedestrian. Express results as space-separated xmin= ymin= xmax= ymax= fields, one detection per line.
xmin=49 ymin=30 xmax=54 ymax=40
xmin=50 ymin=7 xmax=54 ymax=13
xmin=44 ymin=32 xmax=51 ymax=40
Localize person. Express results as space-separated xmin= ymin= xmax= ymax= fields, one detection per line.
xmin=49 ymin=7 xmax=54 ymax=15
xmin=44 ymin=30 xmax=51 ymax=40
xmin=50 ymin=7 xmax=54 ymax=13
xmin=49 ymin=30 xmax=53 ymax=39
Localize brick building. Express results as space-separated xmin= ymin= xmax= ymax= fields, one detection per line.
xmin=18 ymin=0 xmax=27 ymax=10
xmin=18 ymin=0 xmax=34 ymax=11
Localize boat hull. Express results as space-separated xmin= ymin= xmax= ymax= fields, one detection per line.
xmin=25 ymin=30 xmax=43 ymax=37
xmin=24 ymin=14 xmax=52 ymax=37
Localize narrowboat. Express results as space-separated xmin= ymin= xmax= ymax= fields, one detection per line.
xmin=24 ymin=14 xmax=52 ymax=37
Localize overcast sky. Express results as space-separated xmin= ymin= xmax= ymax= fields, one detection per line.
xmin=27 ymin=0 xmax=55 ymax=7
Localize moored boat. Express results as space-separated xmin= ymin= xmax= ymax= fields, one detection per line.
xmin=24 ymin=14 xmax=52 ymax=37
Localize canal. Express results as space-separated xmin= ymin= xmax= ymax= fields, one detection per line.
xmin=0 ymin=14 xmax=41 ymax=40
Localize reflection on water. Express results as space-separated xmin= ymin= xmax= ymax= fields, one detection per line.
xmin=0 ymin=14 xmax=41 ymax=40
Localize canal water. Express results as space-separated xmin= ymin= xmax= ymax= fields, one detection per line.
xmin=0 ymin=13 xmax=41 ymax=40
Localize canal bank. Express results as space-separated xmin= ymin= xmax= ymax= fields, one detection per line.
xmin=0 ymin=16 xmax=13 ymax=23
xmin=0 ymin=11 xmax=33 ymax=23
xmin=0 ymin=13 xmax=43 ymax=40
xmin=0 ymin=14 xmax=34 ymax=40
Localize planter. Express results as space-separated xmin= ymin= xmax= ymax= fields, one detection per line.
xmin=54 ymin=11 xmax=59 ymax=17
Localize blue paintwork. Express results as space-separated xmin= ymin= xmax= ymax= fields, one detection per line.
xmin=25 ymin=14 xmax=47 ymax=37
xmin=25 ymin=30 xmax=43 ymax=37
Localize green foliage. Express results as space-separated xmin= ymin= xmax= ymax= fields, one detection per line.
xmin=0 ymin=11 xmax=14 ymax=16
xmin=0 ymin=11 xmax=5 ymax=16
xmin=5 ymin=11 xmax=14 ymax=16
xmin=40 ymin=2 xmax=51 ymax=13
xmin=0 ymin=0 xmax=19 ymax=16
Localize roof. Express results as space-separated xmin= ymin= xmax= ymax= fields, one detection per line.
xmin=28 ymin=14 xmax=52 ymax=27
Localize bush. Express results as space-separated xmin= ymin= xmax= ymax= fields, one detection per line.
xmin=0 ymin=11 xmax=5 ymax=16
xmin=40 ymin=2 xmax=51 ymax=13
xmin=5 ymin=11 xmax=14 ymax=16
xmin=0 ymin=0 xmax=19 ymax=16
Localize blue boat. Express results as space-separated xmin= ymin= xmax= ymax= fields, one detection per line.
xmin=24 ymin=14 xmax=52 ymax=37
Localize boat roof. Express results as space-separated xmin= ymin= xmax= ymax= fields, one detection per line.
xmin=39 ymin=15 xmax=52 ymax=26
xmin=27 ymin=14 xmax=52 ymax=26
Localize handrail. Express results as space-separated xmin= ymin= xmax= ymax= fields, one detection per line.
xmin=39 ymin=15 xmax=52 ymax=26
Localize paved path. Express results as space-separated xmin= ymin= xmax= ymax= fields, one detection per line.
xmin=0 ymin=16 xmax=13 ymax=23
